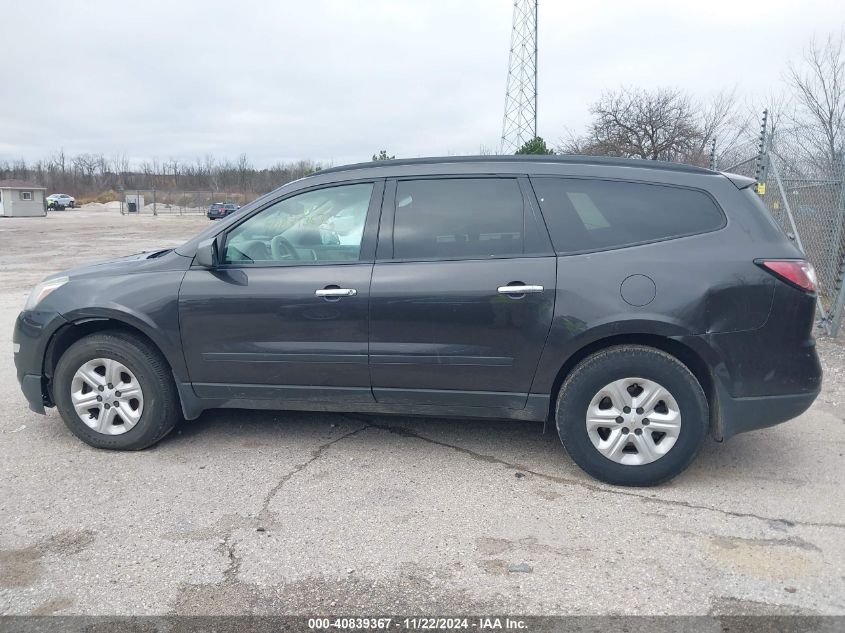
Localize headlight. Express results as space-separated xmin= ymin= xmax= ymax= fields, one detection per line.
xmin=24 ymin=277 xmax=68 ymax=311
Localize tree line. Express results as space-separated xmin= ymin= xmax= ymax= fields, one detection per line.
xmin=0 ymin=153 xmax=325 ymax=202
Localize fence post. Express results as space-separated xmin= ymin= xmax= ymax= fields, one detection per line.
xmin=709 ymin=137 xmax=717 ymax=171
xmin=771 ymin=157 xmax=804 ymax=252
xmin=832 ymin=261 xmax=845 ymax=337
xmin=770 ymin=156 xmax=830 ymax=329
xmin=754 ymin=109 xmax=768 ymax=188
xmin=152 ymin=188 xmax=157 ymax=216
xmin=830 ymin=154 xmax=845 ymax=337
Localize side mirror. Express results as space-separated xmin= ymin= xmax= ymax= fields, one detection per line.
xmin=195 ymin=238 xmax=218 ymax=268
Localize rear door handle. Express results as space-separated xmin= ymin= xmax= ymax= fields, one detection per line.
xmin=497 ymin=284 xmax=544 ymax=294
xmin=315 ymin=288 xmax=357 ymax=297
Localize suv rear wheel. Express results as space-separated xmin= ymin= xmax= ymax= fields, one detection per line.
xmin=53 ymin=331 xmax=181 ymax=450
xmin=555 ymin=345 xmax=708 ymax=486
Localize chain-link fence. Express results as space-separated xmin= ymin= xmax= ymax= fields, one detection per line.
xmin=721 ymin=133 xmax=845 ymax=336
xmin=119 ymin=190 xmax=259 ymax=215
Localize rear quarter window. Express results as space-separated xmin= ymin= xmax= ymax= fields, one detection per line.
xmin=530 ymin=177 xmax=725 ymax=254
xmin=741 ymin=188 xmax=792 ymax=241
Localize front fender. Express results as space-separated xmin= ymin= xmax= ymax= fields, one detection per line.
xmin=59 ymin=305 xmax=188 ymax=381
xmin=37 ymin=270 xmax=189 ymax=381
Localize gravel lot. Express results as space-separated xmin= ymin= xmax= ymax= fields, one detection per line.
xmin=0 ymin=209 xmax=844 ymax=616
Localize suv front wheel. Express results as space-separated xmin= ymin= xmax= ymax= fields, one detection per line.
xmin=556 ymin=345 xmax=708 ymax=486
xmin=53 ymin=331 xmax=181 ymax=450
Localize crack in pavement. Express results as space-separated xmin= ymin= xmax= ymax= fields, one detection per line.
xmin=208 ymin=415 xmax=841 ymax=587
xmin=357 ymin=419 xmax=845 ymax=531
xmin=257 ymin=423 xmax=371 ymax=522
xmin=216 ymin=423 xmax=371 ymax=585
xmin=220 ymin=535 xmax=241 ymax=584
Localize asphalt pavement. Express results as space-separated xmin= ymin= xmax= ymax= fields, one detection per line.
xmin=1 ymin=209 xmax=843 ymax=616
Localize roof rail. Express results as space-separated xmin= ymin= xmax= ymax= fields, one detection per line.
xmin=316 ymin=154 xmax=717 ymax=176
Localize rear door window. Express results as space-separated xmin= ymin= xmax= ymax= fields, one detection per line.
xmin=531 ymin=177 xmax=725 ymax=253
xmin=392 ymin=178 xmax=524 ymax=260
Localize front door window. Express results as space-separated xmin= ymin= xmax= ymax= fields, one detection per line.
xmin=223 ymin=183 xmax=374 ymax=265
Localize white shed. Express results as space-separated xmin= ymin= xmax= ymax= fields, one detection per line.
xmin=0 ymin=180 xmax=47 ymax=217
xmin=124 ymin=193 xmax=145 ymax=213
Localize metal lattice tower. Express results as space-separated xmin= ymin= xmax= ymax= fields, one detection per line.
xmin=500 ymin=0 xmax=538 ymax=154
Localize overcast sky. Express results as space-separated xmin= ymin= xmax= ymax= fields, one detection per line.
xmin=1 ymin=0 xmax=843 ymax=167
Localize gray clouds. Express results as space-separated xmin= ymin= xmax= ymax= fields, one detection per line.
xmin=1 ymin=0 xmax=842 ymax=166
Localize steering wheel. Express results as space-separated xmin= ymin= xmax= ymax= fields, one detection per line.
xmin=270 ymin=234 xmax=300 ymax=261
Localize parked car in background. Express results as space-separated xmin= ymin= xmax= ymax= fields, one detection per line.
xmin=14 ymin=156 xmax=822 ymax=486
xmin=207 ymin=202 xmax=239 ymax=220
xmin=46 ymin=193 xmax=75 ymax=209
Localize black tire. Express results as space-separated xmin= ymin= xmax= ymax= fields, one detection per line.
xmin=555 ymin=345 xmax=708 ymax=486
xmin=53 ymin=331 xmax=181 ymax=450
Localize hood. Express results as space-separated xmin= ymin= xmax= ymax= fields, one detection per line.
xmin=53 ymin=249 xmax=191 ymax=281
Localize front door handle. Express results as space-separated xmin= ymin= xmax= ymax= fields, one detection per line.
xmin=315 ymin=287 xmax=357 ymax=297
xmin=497 ymin=284 xmax=544 ymax=294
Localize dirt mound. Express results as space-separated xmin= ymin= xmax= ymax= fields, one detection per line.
xmin=80 ymin=202 xmax=108 ymax=211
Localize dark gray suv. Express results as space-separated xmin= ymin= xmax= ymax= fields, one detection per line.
xmin=13 ymin=156 xmax=822 ymax=485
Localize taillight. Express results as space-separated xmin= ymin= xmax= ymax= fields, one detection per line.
xmin=758 ymin=259 xmax=817 ymax=293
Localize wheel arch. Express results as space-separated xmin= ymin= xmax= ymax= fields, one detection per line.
xmin=547 ymin=333 xmax=720 ymax=440
xmin=46 ymin=318 xmax=152 ymax=378
xmin=42 ymin=315 xmax=201 ymax=420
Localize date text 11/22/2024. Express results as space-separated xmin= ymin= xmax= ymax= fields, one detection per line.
xmin=307 ymin=617 xmax=528 ymax=630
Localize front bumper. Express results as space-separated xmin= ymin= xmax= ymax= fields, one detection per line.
xmin=13 ymin=309 xmax=68 ymax=414
xmin=19 ymin=374 xmax=46 ymax=414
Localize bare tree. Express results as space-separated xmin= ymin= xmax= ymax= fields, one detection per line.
xmin=72 ymin=153 xmax=99 ymax=181
xmin=694 ymin=89 xmax=748 ymax=165
xmin=167 ymin=158 xmax=180 ymax=188
xmin=204 ymin=155 xmax=219 ymax=191
xmin=560 ymin=87 xmax=702 ymax=162
xmin=111 ymin=153 xmax=130 ymax=190
xmin=236 ymin=153 xmax=252 ymax=192
xmin=786 ymin=32 xmax=845 ymax=175
xmin=560 ymin=87 xmax=748 ymax=167
xmin=50 ymin=148 xmax=67 ymax=175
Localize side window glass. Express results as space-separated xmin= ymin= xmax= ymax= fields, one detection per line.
xmin=532 ymin=178 xmax=725 ymax=253
xmin=566 ymin=192 xmax=610 ymax=229
xmin=223 ymin=183 xmax=373 ymax=265
xmin=393 ymin=178 xmax=524 ymax=260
